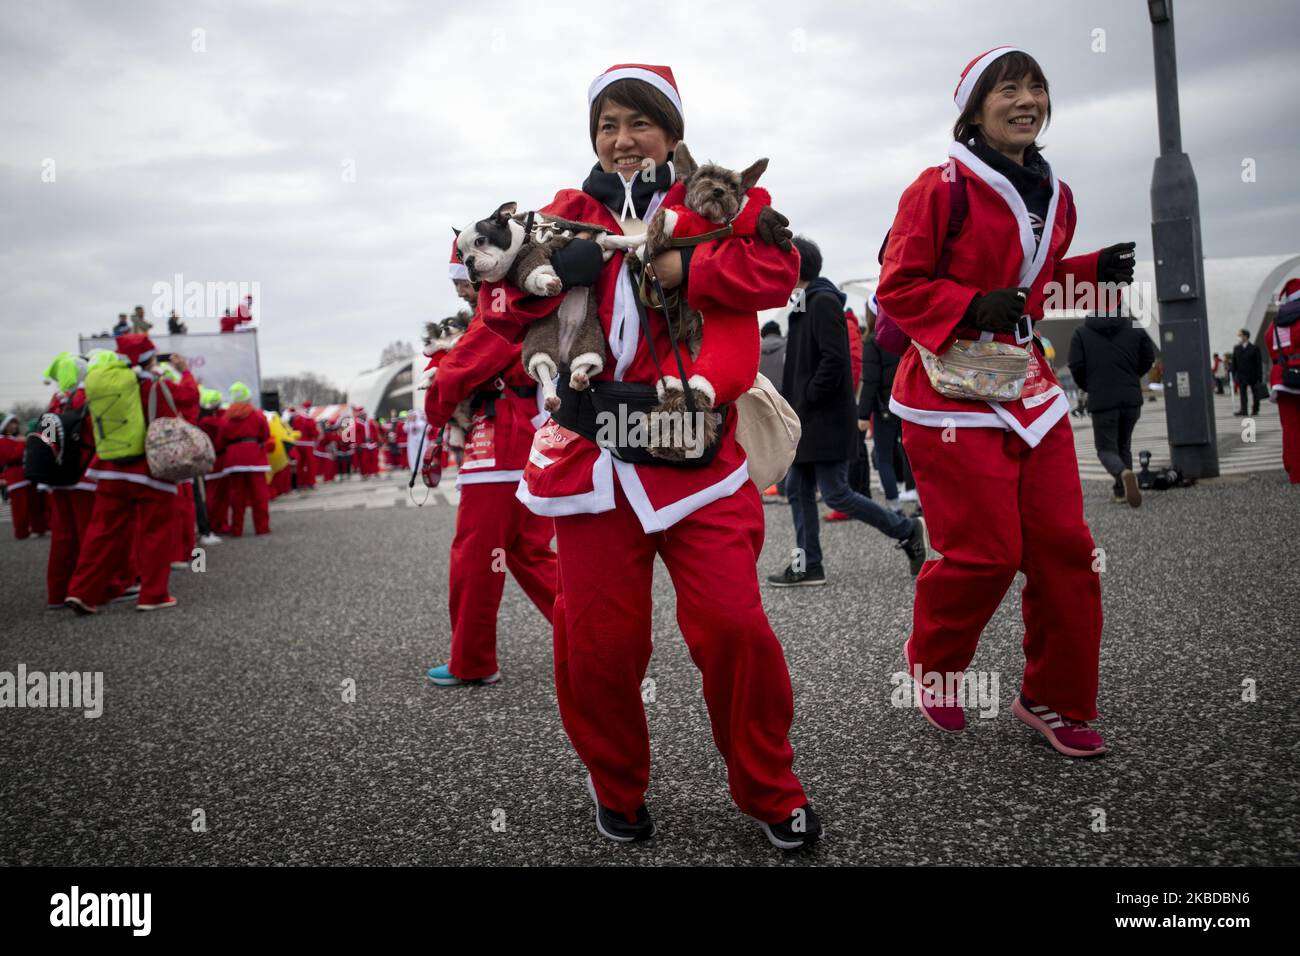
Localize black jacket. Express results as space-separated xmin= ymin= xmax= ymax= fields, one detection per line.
xmin=1067 ymin=315 xmax=1156 ymax=412
xmin=782 ymin=278 xmax=858 ymax=463
xmin=1231 ymin=341 xmax=1262 ymax=385
xmin=858 ymin=334 xmax=900 ymax=420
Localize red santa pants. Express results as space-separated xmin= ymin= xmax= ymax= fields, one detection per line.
xmin=296 ymin=446 xmax=316 ymax=488
xmin=7 ymin=482 xmax=34 ymax=539
xmin=1278 ymin=392 xmax=1300 ymax=483
xmin=67 ymin=479 xmax=176 ymax=607
xmin=448 ymin=481 xmax=557 ymax=678
xmin=47 ymin=488 xmax=95 ymax=604
xmin=227 ymin=471 xmax=270 ymax=536
xmin=552 ymin=480 xmax=806 ymax=825
xmin=902 ymin=418 xmax=1103 ymax=721
xmin=270 ymin=466 xmax=292 ymax=498
xmin=173 ymin=480 xmax=196 ymax=562
xmin=206 ymin=474 xmax=230 ymax=534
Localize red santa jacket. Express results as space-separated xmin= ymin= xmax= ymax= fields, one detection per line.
xmin=877 ymin=142 xmax=1102 ymax=448
xmin=217 ymin=402 xmax=272 ymax=472
xmin=1266 ymin=320 xmax=1300 ymax=397
xmin=198 ymin=409 xmax=226 ymax=477
xmin=480 ymin=180 xmax=798 ymax=531
xmin=0 ymin=433 xmax=24 ymax=488
xmin=85 ymin=370 xmax=198 ymax=493
xmin=291 ymin=411 xmax=318 ymax=448
xmin=425 ymin=309 xmax=540 ymax=484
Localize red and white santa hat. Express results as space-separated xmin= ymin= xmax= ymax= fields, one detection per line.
xmin=1281 ymin=278 xmax=1300 ymax=304
xmin=448 ymin=236 xmax=468 ymax=282
xmin=114 ymin=333 xmax=157 ymax=367
xmin=588 ymin=63 xmax=683 ymax=123
xmin=954 ymin=46 xmax=1026 ymax=112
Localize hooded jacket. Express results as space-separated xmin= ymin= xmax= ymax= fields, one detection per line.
xmin=783 ymin=277 xmax=859 ymax=463
xmin=1067 ymin=314 xmax=1156 ymax=413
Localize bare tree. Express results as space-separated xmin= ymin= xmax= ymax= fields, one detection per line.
xmin=378 ymin=340 xmax=415 ymax=368
xmin=262 ymin=373 xmax=344 ymax=407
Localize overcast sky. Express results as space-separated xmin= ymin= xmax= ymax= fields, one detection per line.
xmin=3 ymin=0 xmax=1298 ymax=408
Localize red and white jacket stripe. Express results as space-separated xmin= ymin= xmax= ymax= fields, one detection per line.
xmin=480 ymin=180 xmax=798 ymax=531
xmin=877 ymin=142 xmax=1103 ymax=448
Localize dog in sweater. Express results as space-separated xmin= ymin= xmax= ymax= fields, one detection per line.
xmin=639 ymin=143 xmax=773 ymax=461
xmin=418 ymin=312 xmax=474 ymax=453
xmin=455 ymin=202 xmax=642 ymax=411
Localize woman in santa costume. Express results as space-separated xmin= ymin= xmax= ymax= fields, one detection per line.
xmin=0 ymin=413 xmax=36 ymax=540
xmin=158 ymin=357 xmax=202 ymax=569
xmin=218 ymin=382 xmax=273 ymax=535
xmin=1266 ymin=277 xmax=1300 ymax=482
xmin=878 ymin=47 xmax=1136 ymax=757
xmin=291 ymin=402 xmax=319 ymax=489
xmin=424 ymin=238 xmax=558 ymax=688
xmin=479 ymin=64 xmax=817 ymax=849
xmin=41 ymin=353 xmax=98 ymax=606
xmin=66 ymin=334 xmax=196 ymax=613
xmin=197 ymin=388 xmax=230 ymax=537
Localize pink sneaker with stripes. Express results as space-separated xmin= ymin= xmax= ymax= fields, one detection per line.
xmin=1013 ymin=693 xmax=1107 ymax=758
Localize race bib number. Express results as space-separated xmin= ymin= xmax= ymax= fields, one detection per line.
xmin=461 ymin=413 xmax=496 ymax=470
xmin=527 ymin=419 xmax=582 ymax=470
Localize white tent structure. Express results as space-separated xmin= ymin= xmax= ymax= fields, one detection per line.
xmin=345 ymin=356 xmax=420 ymax=418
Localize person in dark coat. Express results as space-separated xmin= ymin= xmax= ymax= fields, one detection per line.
xmin=1231 ymin=328 xmax=1263 ymax=416
xmin=858 ymin=320 xmax=906 ymax=511
xmin=768 ymin=237 xmax=925 ymax=587
xmin=1067 ymin=310 xmax=1156 ymax=506
xmin=758 ymin=321 xmax=786 ymax=386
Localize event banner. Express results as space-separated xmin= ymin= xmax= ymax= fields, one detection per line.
xmin=78 ymin=330 xmax=262 ymax=408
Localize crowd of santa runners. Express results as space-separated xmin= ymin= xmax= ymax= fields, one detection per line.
xmin=5 ymin=49 xmax=1300 ymax=856
xmin=1 ymin=347 xmax=413 ymax=613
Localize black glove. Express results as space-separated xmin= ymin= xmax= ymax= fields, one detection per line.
xmin=549 ymin=238 xmax=604 ymax=290
xmin=1097 ymin=241 xmax=1136 ymax=284
xmin=756 ymin=206 xmax=793 ymax=252
xmin=965 ymin=287 xmax=1028 ymax=333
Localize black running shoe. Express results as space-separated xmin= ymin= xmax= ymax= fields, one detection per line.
xmin=897 ymin=517 xmax=928 ymax=577
xmin=765 ymin=564 xmax=827 ymax=587
xmin=758 ymin=803 xmax=823 ymax=850
xmin=586 ymin=775 xmax=655 ymax=843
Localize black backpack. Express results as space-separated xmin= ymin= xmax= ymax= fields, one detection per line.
xmin=24 ymin=405 xmax=89 ymax=487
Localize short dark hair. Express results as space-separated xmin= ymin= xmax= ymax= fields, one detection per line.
xmin=792 ymin=236 xmax=821 ymax=282
xmin=953 ymin=50 xmax=1052 ymax=144
xmin=589 ymin=79 xmax=684 ymax=153
xmin=761 ymin=321 xmax=781 ymax=337
xmin=1239 ymin=328 xmax=1251 ymax=339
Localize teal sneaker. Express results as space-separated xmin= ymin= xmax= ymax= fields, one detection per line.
xmin=425 ymin=663 xmax=501 ymax=686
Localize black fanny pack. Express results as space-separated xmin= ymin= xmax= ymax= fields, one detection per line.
xmin=551 ymin=369 xmax=725 ymax=467
xmin=228 ymin=437 xmax=261 ymax=445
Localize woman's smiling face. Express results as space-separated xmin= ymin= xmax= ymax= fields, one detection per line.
xmin=594 ymin=101 xmax=677 ymax=180
xmin=974 ymin=72 xmax=1049 ymax=162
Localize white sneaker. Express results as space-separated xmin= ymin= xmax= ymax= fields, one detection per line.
xmin=885 ymin=497 xmax=902 ymax=513
xmin=200 ymin=534 xmax=222 ymax=545
xmin=898 ymin=488 xmax=919 ymax=502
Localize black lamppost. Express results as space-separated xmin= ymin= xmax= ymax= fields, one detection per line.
xmin=1148 ymin=0 xmax=1219 ymax=477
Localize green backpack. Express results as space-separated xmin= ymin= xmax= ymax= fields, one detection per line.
xmin=84 ymin=353 xmax=146 ymax=460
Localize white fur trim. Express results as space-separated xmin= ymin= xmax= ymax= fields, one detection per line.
xmin=685 ymin=375 xmax=716 ymax=408
xmin=612 ymin=458 xmax=750 ymax=533
xmin=84 ymin=468 xmax=178 ymax=494
xmin=949 ymin=141 xmax=1059 ymax=289
xmin=527 ymin=352 xmax=558 ymax=379
xmin=955 ymin=46 xmax=1025 ymax=111
xmin=589 ymin=67 xmax=683 ymax=120
xmin=455 ymin=468 xmax=524 ymax=488
xmin=568 ymin=351 xmax=604 ymax=373
xmin=656 ymin=376 xmax=684 ymax=402
xmin=448 ymin=262 xmax=469 ymax=281
xmin=224 ymin=464 xmax=271 ymax=473
xmin=6 ymin=479 xmax=31 ymax=491
xmin=985 ymin=390 xmax=1070 ymax=448
xmin=514 ymin=448 xmax=616 ymax=517
xmin=888 ymin=396 xmax=1007 ymax=430
xmin=610 ymin=192 xmax=668 ymax=382
xmin=51 ymin=482 xmax=97 ymax=493
xmin=1283 ymin=288 xmax=1300 ymax=304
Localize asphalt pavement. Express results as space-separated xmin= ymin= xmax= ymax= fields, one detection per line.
xmin=1 ymin=470 xmax=1296 ymax=866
